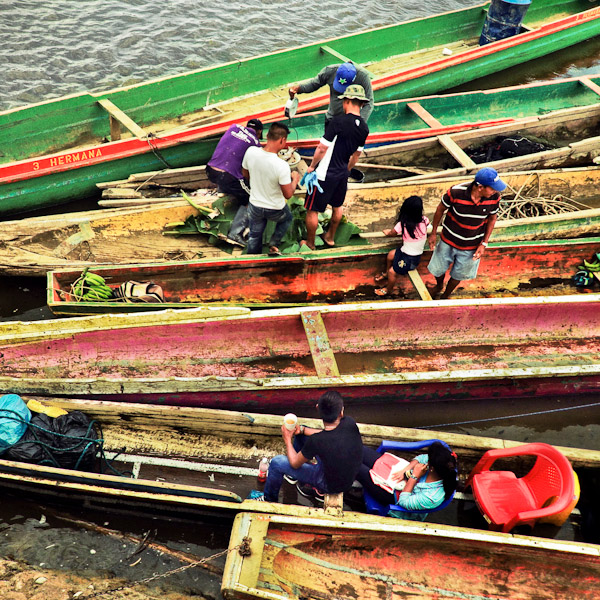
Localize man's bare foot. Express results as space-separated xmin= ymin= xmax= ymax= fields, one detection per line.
xmin=300 ymin=240 xmax=316 ymax=251
xmin=322 ymin=235 xmax=335 ymax=247
xmin=428 ymin=285 xmax=442 ymax=299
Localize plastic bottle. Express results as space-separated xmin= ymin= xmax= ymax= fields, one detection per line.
xmin=258 ymin=457 xmax=269 ymax=483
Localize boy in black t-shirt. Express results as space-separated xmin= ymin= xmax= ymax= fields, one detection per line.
xmin=301 ymin=85 xmax=370 ymax=251
xmin=254 ymin=391 xmax=363 ymax=503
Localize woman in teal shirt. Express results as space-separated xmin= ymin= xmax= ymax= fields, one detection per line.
xmin=357 ymin=441 xmax=457 ymax=521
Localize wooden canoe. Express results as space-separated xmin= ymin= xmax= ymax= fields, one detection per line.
xmin=2 ymin=166 xmax=600 ymax=278
xmin=1 ymin=1 xmax=600 ymax=215
xmin=2 ymin=294 xmax=600 ymax=405
xmin=1 ymin=397 xmax=599 ymax=533
xmin=221 ymin=512 xmax=600 ymax=600
xmin=46 ymin=237 xmax=600 ymax=314
xmin=360 ymin=100 xmax=600 ymax=181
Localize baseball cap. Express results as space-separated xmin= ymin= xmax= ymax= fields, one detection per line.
xmin=338 ymin=84 xmax=368 ymax=102
xmin=475 ymin=167 xmax=507 ymax=191
xmin=333 ymin=62 xmax=357 ymax=93
xmin=246 ymin=118 xmax=264 ymax=139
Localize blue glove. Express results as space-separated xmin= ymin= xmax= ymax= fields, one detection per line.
xmin=300 ymin=171 xmax=323 ymax=195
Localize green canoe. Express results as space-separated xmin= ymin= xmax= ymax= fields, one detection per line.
xmin=1 ymin=0 xmax=599 ymax=215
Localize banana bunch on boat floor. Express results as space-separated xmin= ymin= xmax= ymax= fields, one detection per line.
xmin=70 ymin=268 xmax=114 ymax=301
xmin=573 ymin=252 xmax=600 ymax=288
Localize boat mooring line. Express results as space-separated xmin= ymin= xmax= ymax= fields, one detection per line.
xmin=419 ymin=401 xmax=600 ymax=430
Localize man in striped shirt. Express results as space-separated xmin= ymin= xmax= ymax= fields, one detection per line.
xmin=427 ymin=167 xmax=506 ymax=299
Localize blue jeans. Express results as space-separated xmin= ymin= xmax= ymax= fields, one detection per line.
xmin=228 ymin=204 xmax=249 ymax=240
xmin=263 ymin=434 xmax=327 ymax=502
xmin=246 ymin=202 xmax=293 ymax=254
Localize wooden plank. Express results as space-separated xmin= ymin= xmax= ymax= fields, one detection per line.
xmin=355 ymin=162 xmax=439 ymax=174
xmin=319 ymin=46 xmax=375 ymax=79
xmin=408 ymin=269 xmax=432 ymax=301
xmin=98 ymin=98 xmax=148 ymax=140
xmin=237 ymin=514 xmax=269 ymax=589
xmin=580 ymin=77 xmax=600 ymax=97
xmin=407 ymin=102 xmax=443 ymax=129
xmin=300 ymin=310 xmax=340 ymax=378
xmin=320 ymin=44 xmax=351 ymax=64
xmin=438 ymin=134 xmax=477 ymax=168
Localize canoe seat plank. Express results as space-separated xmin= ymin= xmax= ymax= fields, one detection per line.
xmin=580 ymin=77 xmax=600 ymax=97
xmin=98 ymin=99 xmax=148 ymax=140
xmin=319 ymin=45 xmax=375 ymax=79
xmin=407 ymin=102 xmax=443 ymax=129
xmin=408 ymin=270 xmax=432 ymax=301
xmin=300 ymin=311 xmax=340 ymax=378
xmin=237 ymin=517 xmax=269 ymax=589
xmin=438 ymin=134 xmax=477 ymax=169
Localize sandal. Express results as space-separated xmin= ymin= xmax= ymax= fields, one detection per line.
xmin=374 ymin=288 xmax=389 ymax=296
xmin=268 ymin=246 xmax=282 ymax=256
xmin=374 ymin=272 xmax=387 ymax=283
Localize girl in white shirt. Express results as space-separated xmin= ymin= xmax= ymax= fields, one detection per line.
xmin=374 ymin=195 xmax=430 ymax=296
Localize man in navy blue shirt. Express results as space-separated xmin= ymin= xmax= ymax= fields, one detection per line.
xmin=301 ymin=85 xmax=369 ymax=250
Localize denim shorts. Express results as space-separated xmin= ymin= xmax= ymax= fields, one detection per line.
xmin=392 ymin=249 xmax=421 ymax=275
xmin=427 ymin=239 xmax=480 ymax=281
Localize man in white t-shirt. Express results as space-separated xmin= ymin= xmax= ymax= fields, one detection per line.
xmin=242 ymin=122 xmax=300 ymax=255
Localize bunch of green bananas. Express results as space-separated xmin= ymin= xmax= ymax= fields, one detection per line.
xmin=70 ymin=268 xmax=114 ymax=301
xmin=578 ymin=258 xmax=600 ymax=272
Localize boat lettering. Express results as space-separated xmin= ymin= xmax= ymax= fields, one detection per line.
xmin=576 ymin=7 xmax=600 ymax=21
xmin=33 ymin=161 xmax=39 ymax=170
xmin=49 ymin=148 xmax=103 ymax=167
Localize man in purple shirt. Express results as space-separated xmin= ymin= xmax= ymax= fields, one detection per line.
xmin=206 ymin=118 xmax=263 ymax=244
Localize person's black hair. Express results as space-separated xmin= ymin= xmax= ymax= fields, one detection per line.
xmin=395 ymin=195 xmax=424 ymax=239
xmin=267 ymin=121 xmax=290 ymax=141
xmin=317 ymin=391 xmax=344 ymax=423
xmin=428 ymin=441 xmax=457 ymax=501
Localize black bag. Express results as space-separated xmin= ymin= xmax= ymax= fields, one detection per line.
xmin=498 ymin=137 xmax=549 ymax=158
xmin=4 ymin=411 xmax=101 ymax=470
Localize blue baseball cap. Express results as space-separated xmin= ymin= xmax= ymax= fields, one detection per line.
xmin=475 ymin=167 xmax=507 ymax=191
xmin=333 ymin=62 xmax=357 ymax=93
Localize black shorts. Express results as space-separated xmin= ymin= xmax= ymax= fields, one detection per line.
xmin=304 ymin=174 xmax=348 ymax=213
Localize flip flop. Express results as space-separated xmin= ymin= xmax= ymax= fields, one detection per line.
xmin=268 ymin=246 xmax=282 ymax=256
xmin=374 ymin=288 xmax=389 ymax=296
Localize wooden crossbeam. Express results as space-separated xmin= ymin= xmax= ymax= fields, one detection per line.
xmin=438 ymin=134 xmax=477 ymax=169
xmin=319 ymin=46 xmax=375 ymax=79
xmin=580 ymin=77 xmax=600 ymax=97
xmin=98 ymin=98 xmax=148 ymax=140
xmin=300 ymin=310 xmax=340 ymax=378
xmin=407 ymin=102 xmax=443 ymax=129
xmin=408 ymin=270 xmax=433 ymax=301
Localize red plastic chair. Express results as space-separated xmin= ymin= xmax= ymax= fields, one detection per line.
xmin=465 ymin=442 xmax=576 ymax=533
